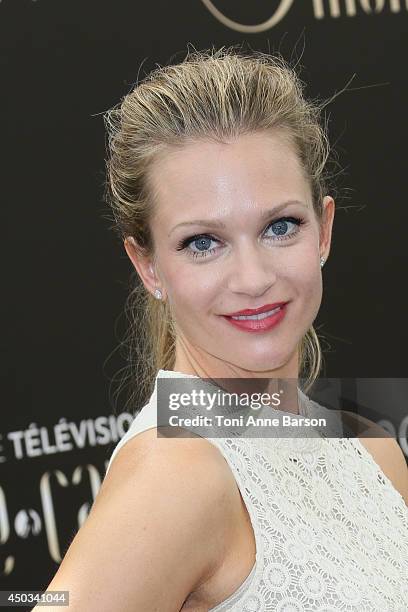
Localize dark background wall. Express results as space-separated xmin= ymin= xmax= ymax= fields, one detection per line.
xmin=1 ymin=0 xmax=407 ymax=599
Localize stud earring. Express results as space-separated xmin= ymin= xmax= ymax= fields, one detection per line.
xmin=154 ymin=288 xmax=163 ymax=300
xmin=320 ymin=257 xmax=325 ymax=268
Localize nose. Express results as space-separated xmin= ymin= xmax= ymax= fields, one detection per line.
xmin=227 ymin=240 xmax=277 ymax=297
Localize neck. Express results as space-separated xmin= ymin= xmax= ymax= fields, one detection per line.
xmin=172 ymin=335 xmax=301 ymax=414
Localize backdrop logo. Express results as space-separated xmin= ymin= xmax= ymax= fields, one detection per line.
xmin=200 ymin=0 xmax=407 ymax=32
xmin=200 ymin=0 xmax=295 ymax=32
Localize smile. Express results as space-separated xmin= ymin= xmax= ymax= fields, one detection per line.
xmin=230 ymin=306 xmax=281 ymax=320
xmin=221 ymin=304 xmax=287 ymax=332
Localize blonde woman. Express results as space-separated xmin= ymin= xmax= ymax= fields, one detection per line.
xmin=38 ymin=47 xmax=408 ymax=611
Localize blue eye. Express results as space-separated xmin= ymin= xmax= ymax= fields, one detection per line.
xmin=264 ymin=216 xmax=303 ymax=241
xmin=175 ymin=216 xmax=304 ymax=260
xmin=175 ymin=234 xmax=219 ymax=259
xmin=190 ymin=236 xmax=216 ymax=253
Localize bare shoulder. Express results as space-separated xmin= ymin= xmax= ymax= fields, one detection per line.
xmin=341 ymin=410 xmax=408 ymax=506
xmin=36 ymin=428 xmax=236 ymax=612
xmin=102 ymin=426 xmax=236 ymax=505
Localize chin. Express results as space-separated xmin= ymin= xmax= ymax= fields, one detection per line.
xmin=224 ymin=350 xmax=293 ymax=374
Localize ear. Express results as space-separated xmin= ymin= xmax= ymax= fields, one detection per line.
xmin=123 ymin=236 xmax=163 ymax=298
xmin=319 ymin=196 xmax=335 ymax=261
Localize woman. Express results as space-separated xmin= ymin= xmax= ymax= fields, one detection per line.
xmin=39 ymin=46 xmax=408 ymax=611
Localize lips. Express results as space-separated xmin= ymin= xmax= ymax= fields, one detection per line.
xmin=221 ymin=303 xmax=288 ymax=333
xmin=224 ymin=302 xmax=288 ymax=317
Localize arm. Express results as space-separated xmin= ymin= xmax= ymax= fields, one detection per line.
xmin=32 ymin=432 xmax=232 ymax=611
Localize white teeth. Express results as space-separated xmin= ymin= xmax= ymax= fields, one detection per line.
xmin=230 ymin=307 xmax=281 ymax=321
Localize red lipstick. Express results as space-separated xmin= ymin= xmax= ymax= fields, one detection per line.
xmin=224 ymin=302 xmax=287 ymax=316
xmin=221 ymin=302 xmax=288 ymax=333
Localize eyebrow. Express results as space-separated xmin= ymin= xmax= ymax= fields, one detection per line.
xmin=168 ymin=200 xmax=308 ymax=237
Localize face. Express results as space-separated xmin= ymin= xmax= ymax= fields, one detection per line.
xmin=125 ymin=130 xmax=335 ymax=377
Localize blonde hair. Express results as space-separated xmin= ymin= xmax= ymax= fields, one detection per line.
xmin=103 ymin=45 xmax=339 ymax=410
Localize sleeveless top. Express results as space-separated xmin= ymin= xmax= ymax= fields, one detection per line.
xmin=105 ymin=369 xmax=408 ymax=611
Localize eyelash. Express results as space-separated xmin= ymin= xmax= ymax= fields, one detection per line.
xmin=175 ymin=216 xmax=305 ymax=260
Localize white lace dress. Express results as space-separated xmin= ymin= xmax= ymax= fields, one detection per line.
xmin=105 ymin=369 xmax=408 ymax=611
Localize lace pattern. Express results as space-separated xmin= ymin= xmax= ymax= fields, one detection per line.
xmin=207 ymin=433 xmax=408 ymax=611
xmin=105 ymin=369 xmax=408 ymax=611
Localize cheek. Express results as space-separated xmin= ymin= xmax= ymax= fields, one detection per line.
xmin=293 ymin=259 xmax=323 ymax=319
xmin=284 ymin=243 xmax=322 ymax=306
xmin=298 ymin=261 xmax=321 ymax=294
xmin=163 ymin=263 xmax=221 ymax=313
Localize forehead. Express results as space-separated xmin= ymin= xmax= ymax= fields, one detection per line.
xmin=148 ymin=131 xmax=311 ymax=222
